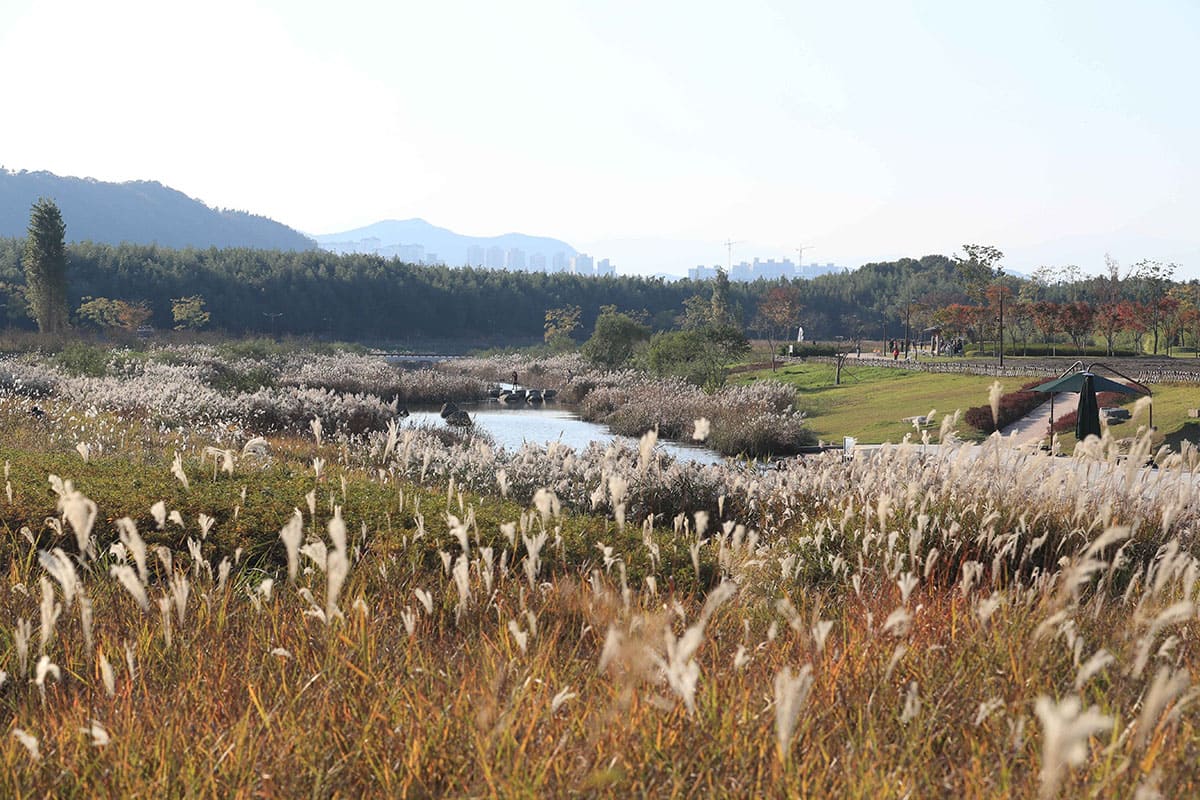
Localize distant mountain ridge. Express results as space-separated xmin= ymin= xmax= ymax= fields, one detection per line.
xmin=0 ymin=168 xmax=316 ymax=251
xmin=315 ymin=218 xmax=577 ymax=267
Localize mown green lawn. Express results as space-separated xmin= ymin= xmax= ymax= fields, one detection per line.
xmin=732 ymin=362 xmax=1030 ymax=443
xmin=736 ymin=360 xmax=1200 ymax=451
xmin=1050 ymin=382 xmax=1200 ymax=451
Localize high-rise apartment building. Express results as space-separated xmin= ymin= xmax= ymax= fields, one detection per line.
xmin=505 ymin=248 xmax=526 ymax=271
xmin=570 ymin=253 xmax=594 ymax=275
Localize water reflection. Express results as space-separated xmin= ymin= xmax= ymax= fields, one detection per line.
xmin=405 ymin=404 xmax=722 ymax=466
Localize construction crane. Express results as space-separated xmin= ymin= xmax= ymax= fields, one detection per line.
xmin=794 ymin=244 xmax=815 ymax=273
xmin=722 ymin=238 xmax=743 ymax=272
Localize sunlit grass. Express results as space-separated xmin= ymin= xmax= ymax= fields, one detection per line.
xmin=733 ymin=362 xmax=1029 ymax=443
xmin=1 ymin=346 xmax=1200 ymax=795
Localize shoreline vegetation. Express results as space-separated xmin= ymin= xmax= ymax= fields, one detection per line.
xmin=449 ymin=353 xmax=816 ymax=458
xmin=0 ymin=341 xmax=1199 ymax=794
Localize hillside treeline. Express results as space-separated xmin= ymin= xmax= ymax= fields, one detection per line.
xmin=0 ymin=238 xmax=1190 ymax=348
xmin=0 ymin=240 xmax=757 ymax=342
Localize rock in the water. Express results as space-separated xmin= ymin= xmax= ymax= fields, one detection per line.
xmin=446 ymin=410 xmax=473 ymax=426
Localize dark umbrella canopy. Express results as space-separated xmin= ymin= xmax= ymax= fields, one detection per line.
xmin=1075 ymin=373 xmax=1103 ymax=441
xmin=1031 ymin=372 xmax=1142 ymax=395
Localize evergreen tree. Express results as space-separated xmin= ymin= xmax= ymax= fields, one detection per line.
xmin=22 ymin=198 xmax=69 ymax=333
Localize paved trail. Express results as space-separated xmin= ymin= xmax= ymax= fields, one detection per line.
xmin=997 ymin=394 xmax=1078 ymax=449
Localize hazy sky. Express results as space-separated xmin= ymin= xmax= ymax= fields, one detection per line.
xmin=1 ymin=0 xmax=1197 ymax=276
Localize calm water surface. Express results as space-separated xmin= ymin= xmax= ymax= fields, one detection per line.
xmin=404 ymin=404 xmax=722 ymax=466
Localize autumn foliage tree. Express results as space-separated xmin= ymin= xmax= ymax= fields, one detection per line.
xmin=172 ymin=295 xmax=211 ymax=331
xmin=1058 ymin=301 xmax=1095 ymax=353
xmin=755 ymin=285 xmax=802 ymax=370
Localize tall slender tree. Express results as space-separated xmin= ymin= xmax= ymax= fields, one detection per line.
xmin=22 ymin=198 xmax=69 ymax=333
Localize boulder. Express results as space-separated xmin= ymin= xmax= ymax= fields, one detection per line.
xmin=446 ymin=410 xmax=473 ymax=426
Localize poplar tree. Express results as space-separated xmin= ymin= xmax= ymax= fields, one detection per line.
xmin=22 ymin=198 xmax=69 ymax=333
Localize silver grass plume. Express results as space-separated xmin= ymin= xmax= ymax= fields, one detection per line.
xmin=1034 ymin=695 xmax=1112 ymax=800
xmin=110 ymin=564 xmax=150 ymax=612
xmin=116 ymin=518 xmax=149 ymax=584
xmin=171 ymin=451 xmax=189 ymax=490
xmin=12 ymin=729 xmax=39 ymax=762
xmin=97 ymin=647 xmax=115 ymax=695
xmin=55 ymin=478 xmax=97 ymax=560
xmin=774 ymin=664 xmax=814 ymax=760
xmin=280 ymin=510 xmax=304 ymax=582
xmin=38 ymin=547 xmax=78 ymax=610
xmin=38 ymin=577 xmax=61 ymax=654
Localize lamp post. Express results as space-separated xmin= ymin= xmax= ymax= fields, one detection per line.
xmin=998 ymin=288 xmax=1005 ymax=368
xmin=263 ymin=311 xmax=283 ymax=340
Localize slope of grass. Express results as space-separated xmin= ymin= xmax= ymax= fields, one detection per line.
xmin=733 ymin=362 xmax=1029 ymax=443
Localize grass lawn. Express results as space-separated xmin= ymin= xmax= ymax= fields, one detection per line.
xmin=732 ymin=361 xmax=1030 ymax=443
xmin=1049 ymin=382 xmax=1200 ymax=452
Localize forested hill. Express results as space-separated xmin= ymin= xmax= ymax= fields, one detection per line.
xmin=0 ymin=241 xmax=978 ymax=343
xmin=0 ymin=169 xmax=316 ymax=251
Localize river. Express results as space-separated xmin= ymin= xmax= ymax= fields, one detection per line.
xmin=403 ymin=403 xmax=723 ymax=465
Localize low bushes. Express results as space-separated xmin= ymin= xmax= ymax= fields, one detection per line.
xmin=963 ymin=380 xmax=1048 ymax=433
xmin=1051 ymin=390 xmax=1137 ymax=433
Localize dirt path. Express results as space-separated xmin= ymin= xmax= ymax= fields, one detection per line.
xmin=997 ymin=393 xmax=1078 ymax=449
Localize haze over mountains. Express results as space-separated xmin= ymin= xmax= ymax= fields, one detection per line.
xmin=314 ymin=219 xmax=578 ymax=269
xmin=0 ymin=168 xmax=588 ymax=271
xmin=0 ymin=169 xmax=316 ymax=251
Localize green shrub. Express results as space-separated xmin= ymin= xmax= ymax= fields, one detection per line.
xmin=54 ymin=341 xmax=110 ymax=377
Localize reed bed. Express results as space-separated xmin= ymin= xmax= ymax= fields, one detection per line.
xmin=0 ymin=349 xmax=1199 ymax=796
xmin=451 ymin=354 xmax=816 ymax=457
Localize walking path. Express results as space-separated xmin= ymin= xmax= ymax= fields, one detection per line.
xmin=997 ymin=394 xmax=1077 ymax=449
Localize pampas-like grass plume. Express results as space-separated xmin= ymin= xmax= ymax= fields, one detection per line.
xmin=12 ymin=729 xmax=39 ymax=762
xmin=151 ymin=501 xmax=167 ymax=530
xmin=988 ymin=380 xmax=1003 ymax=429
xmin=774 ymin=664 xmax=814 ymax=760
xmin=81 ymin=720 xmax=110 ymax=747
xmin=171 ymin=452 xmax=189 ymax=490
xmin=99 ymin=650 xmax=116 ymax=697
xmin=56 ymin=479 xmax=97 ymax=559
xmin=38 ymin=577 xmax=61 ymax=654
xmin=1034 ymin=695 xmax=1112 ymax=799
xmin=38 ymin=547 xmax=78 ymax=610
xmin=116 ymin=517 xmax=149 ymax=584
xmin=110 ymin=564 xmax=150 ymax=612
xmin=14 ymin=618 xmax=31 ymax=677
xmin=280 ymin=510 xmax=304 ymax=582
xmin=34 ymin=654 xmax=61 ymax=702
xmin=1133 ymin=666 xmax=1191 ymax=751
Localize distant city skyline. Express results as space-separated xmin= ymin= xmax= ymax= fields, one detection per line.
xmin=319 ymin=233 xmax=621 ymax=277
xmin=1 ymin=1 xmax=1196 ymax=277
